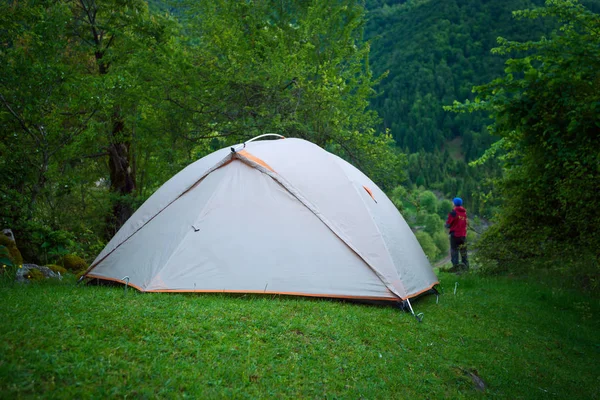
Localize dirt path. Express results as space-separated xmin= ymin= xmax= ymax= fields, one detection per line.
xmin=434 ymin=255 xmax=451 ymax=267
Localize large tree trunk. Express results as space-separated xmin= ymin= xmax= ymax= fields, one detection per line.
xmin=105 ymin=111 xmax=136 ymax=238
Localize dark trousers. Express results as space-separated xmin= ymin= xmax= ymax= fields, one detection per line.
xmin=450 ymin=235 xmax=468 ymax=267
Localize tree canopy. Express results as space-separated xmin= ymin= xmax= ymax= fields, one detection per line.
xmin=448 ymin=0 xmax=600 ymax=282
xmin=1 ymin=0 xmax=401 ymax=262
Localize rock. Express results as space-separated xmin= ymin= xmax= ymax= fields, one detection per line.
xmin=15 ymin=264 xmax=62 ymax=283
xmin=2 ymin=229 xmax=15 ymax=243
xmin=2 ymin=229 xmax=17 ymax=245
xmin=466 ymin=369 xmax=486 ymax=392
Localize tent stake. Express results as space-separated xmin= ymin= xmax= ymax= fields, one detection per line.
xmin=403 ymin=299 xmax=423 ymax=323
xmin=121 ymin=276 xmax=130 ymax=294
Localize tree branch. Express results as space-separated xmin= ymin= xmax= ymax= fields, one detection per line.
xmin=0 ymin=93 xmax=40 ymax=145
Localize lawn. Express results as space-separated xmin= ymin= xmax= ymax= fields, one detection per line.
xmin=0 ymin=272 xmax=598 ymax=399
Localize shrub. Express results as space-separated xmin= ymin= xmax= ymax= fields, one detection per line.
xmin=47 ymin=264 xmax=68 ymax=275
xmin=415 ymin=231 xmax=439 ymax=261
xmin=62 ymin=254 xmax=88 ymax=272
xmin=0 ymin=235 xmax=23 ymax=265
xmin=437 ymin=199 xmax=453 ymax=219
xmin=424 ymin=214 xmax=444 ymax=236
xmin=0 ymin=245 xmax=14 ymax=267
xmin=419 ymin=191 xmax=438 ymax=214
xmin=433 ymin=231 xmax=450 ymax=255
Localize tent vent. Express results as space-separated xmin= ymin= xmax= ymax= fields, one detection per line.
xmin=363 ymin=186 xmax=377 ymax=203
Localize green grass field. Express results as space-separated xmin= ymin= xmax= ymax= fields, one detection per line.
xmin=0 ymin=272 xmax=598 ymax=399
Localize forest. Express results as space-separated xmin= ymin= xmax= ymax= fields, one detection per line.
xmin=1 ymin=0 xmax=599 ymax=289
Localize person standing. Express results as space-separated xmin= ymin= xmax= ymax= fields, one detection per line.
xmin=445 ymin=197 xmax=468 ymax=271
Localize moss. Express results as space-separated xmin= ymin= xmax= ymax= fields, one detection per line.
xmin=0 ymin=235 xmax=24 ymax=265
xmin=47 ymin=264 xmax=68 ymax=275
xmin=27 ymin=268 xmax=45 ymax=281
xmin=62 ymin=254 xmax=88 ymax=272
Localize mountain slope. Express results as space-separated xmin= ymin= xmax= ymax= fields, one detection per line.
xmin=365 ymin=0 xmax=552 ymax=158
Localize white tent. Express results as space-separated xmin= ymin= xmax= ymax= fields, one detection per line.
xmin=84 ymin=137 xmax=438 ymax=301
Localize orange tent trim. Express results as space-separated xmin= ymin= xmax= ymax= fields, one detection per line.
xmin=84 ymin=274 xmax=439 ymax=301
xmin=237 ymin=149 xmax=275 ymax=172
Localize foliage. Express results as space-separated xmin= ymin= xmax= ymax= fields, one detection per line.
xmin=389 ymin=185 xmax=408 ymax=211
xmin=0 ymin=235 xmax=23 ymax=266
xmin=423 ymin=214 xmax=444 ymax=236
xmin=366 ymin=0 xmax=556 ymax=153
xmin=415 ymin=231 xmax=439 ymax=260
xmin=170 ymin=0 xmax=405 ymax=190
xmin=448 ymin=0 xmax=600 ymax=281
xmin=0 ymin=0 xmax=405 ymax=261
xmin=393 ymin=186 xmax=467 ymax=261
xmin=361 ymin=0 xmax=569 ymax=207
xmin=0 ymin=275 xmax=598 ymax=398
xmin=433 ymin=231 xmax=450 ymax=255
xmin=61 ymin=255 xmax=88 ymax=273
xmin=418 ymin=191 xmax=438 ymax=214
xmin=438 ymin=199 xmax=454 ymax=219
xmin=0 ymin=246 xmax=14 ymax=268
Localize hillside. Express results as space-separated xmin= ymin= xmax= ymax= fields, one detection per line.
xmin=366 ymin=0 xmax=548 ymax=156
xmin=0 ymin=275 xmax=598 ymax=398
xmin=363 ymin=0 xmax=599 ymax=211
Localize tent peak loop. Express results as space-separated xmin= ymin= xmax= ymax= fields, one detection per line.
xmin=231 ymin=133 xmax=285 ymax=153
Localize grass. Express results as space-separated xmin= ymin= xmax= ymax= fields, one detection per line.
xmin=0 ymin=273 xmax=598 ymax=399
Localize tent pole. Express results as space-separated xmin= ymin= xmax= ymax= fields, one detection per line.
xmin=231 ymin=134 xmax=285 ymax=152
xmin=404 ymin=299 xmax=424 ymax=322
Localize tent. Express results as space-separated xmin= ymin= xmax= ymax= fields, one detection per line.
xmin=84 ymin=137 xmax=438 ymax=302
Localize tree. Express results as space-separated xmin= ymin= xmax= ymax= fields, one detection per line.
xmin=0 ymin=1 xmax=100 ymax=259
xmin=0 ymin=0 xmax=183 ymax=259
xmin=168 ymin=0 xmax=405 ymax=190
xmin=438 ymin=199 xmax=453 ymax=219
xmin=433 ymin=230 xmax=450 ymax=256
xmin=424 ymin=214 xmax=444 ymax=236
xmin=447 ymin=0 xmax=600 ymax=279
xmin=415 ymin=231 xmax=439 ymax=260
xmin=70 ymin=0 xmax=179 ymax=236
xmin=419 ymin=190 xmax=438 ymax=214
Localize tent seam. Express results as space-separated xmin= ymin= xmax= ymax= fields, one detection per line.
xmin=145 ymin=168 xmax=231 ymax=290
xmin=83 ymin=153 xmax=234 ymax=278
xmin=235 ymin=152 xmax=405 ymax=300
xmin=348 ymin=181 xmax=408 ymax=298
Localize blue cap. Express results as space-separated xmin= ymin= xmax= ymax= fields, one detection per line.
xmin=453 ymin=197 xmax=463 ymax=206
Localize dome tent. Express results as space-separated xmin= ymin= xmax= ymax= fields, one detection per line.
xmin=83 ymin=137 xmax=438 ymax=306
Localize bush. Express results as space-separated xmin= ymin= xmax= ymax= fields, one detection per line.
xmin=433 ymin=231 xmax=450 ymax=256
xmin=0 ymin=246 xmax=14 ymax=267
xmin=415 ymin=231 xmax=439 ymax=261
xmin=62 ymin=254 xmax=88 ymax=272
xmin=438 ymin=199 xmax=453 ymax=219
xmin=47 ymin=264 xmax=68 ymax=275
xmin=419 ymin=191 xmax=438 ymax=214
xmin=0 ymin=235 xmax=23 ymax=265
xmin=424 ymin=214 xmax=444 ymax=236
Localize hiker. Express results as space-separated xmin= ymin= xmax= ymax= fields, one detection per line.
xmin=445 ymin=197 xmax=468 ymax=271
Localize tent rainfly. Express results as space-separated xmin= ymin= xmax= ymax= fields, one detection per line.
xmin=83 ymin=137 xmax=438 ymax=306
